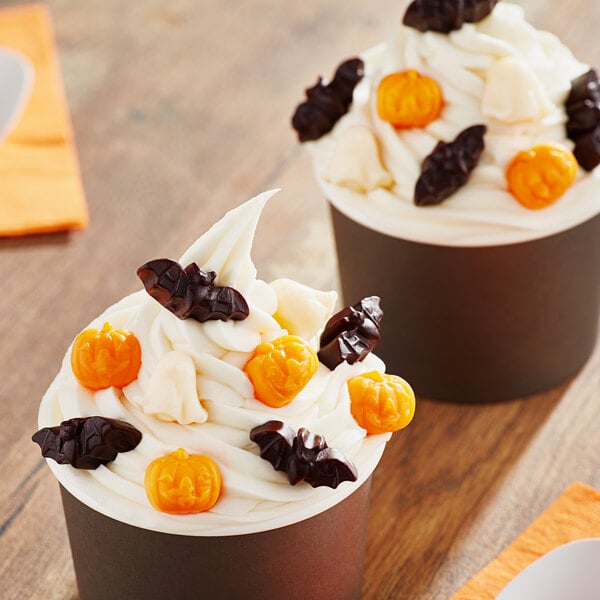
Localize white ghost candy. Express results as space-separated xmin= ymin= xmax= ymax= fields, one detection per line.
xmin=481 ymin=56 xmax=554 ymax=123
xmin=270 ymin=278 xmax=337 ymax=343
xmin=481 ymin=56 xmax=555 ymax=123
xmin=325 ymin=125 xmax=394 ymax=192
xmin=143 ymin=350 xmax=208 ymax=424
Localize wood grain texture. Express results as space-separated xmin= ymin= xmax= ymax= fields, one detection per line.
xmin=0 ymin=0 xmax=599 ymax=598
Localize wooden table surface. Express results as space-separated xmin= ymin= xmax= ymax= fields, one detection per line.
xmin=1 ymin=0 xmax=599 ymax=598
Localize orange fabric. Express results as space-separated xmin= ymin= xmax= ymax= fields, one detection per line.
xmin=452 ymin=482 xmax=600 ymax=599
xmin=0 ymin=3 xmax=87 ymax=235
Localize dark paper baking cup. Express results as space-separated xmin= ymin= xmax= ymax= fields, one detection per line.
xmin=330 ymin=204 xmax=600 ymax=402
xmin=59 ymin=478 xmax=371 ymax=600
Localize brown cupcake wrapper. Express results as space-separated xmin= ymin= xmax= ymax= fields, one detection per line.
xmin=330 ymin=204 xmax=600 ymax=402
xmin=59 ymin=477 xmax=372 ymax=600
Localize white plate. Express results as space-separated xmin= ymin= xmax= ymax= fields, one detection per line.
xmin=0 ymin=47 xmax=34 ymax=144
xmin=496 ymin=538 xmax=600 ymax=600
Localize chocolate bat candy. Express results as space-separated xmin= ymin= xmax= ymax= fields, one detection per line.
xmin=249 ymin=420 xmax=295 ymax=472
xmin=318 ymin=296 xmax=383 ymax=370
xmin=293 ymin=429 xmax=358 ymax=489
xmin=137 ymin=258 xmax=249 ymax=323
xmin=565 ymin=69 xmax=600 ymax=171
xmin=570 ymin=128 xmax=600 ymax=172
xmin=403 ymin=0 xmax=500 ymax=34
xmin=287 ymin=428 xmax=328 ymax=485
xmin=292 ymin=57 xmax=364 ymax=142
xmin=250 ymin=421 xmax=358 ymax=489
xmin=32 ymin=416 xmax=142 ymax=470
xmin=307 ymin=447 xmax=359 ymax=489
xmin=414 ymin=124 xmax=486 ymax=206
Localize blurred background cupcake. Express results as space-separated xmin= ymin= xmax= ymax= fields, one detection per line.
xmin=292 ymin=1 xmax=600 ymax=402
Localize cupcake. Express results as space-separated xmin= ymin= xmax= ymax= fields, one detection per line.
xmin=33 ymin=190 xmax=415 ymax=600
xmin=292 ymin=1 xmax=600 ymax=402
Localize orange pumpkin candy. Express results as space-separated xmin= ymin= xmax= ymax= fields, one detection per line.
xmin=377 ymin=70 xmax=443 ymax=129
xmin=70 ymin=322 xmax=142 ymax=390
xmin=244 ymin=335 xmax=318 ymax=408
xmin=506 ymin=143 xmax=578 ymax=210
xmin=145 ymin=448 xmax=222 ymax=515
xmin=348 ymin=371 xmax=415 ymax=434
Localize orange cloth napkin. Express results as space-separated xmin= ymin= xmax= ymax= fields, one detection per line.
xmin=0 ymin=3 xmax=87 ymax=235
xmin=452 ymin=482 xmax=600 ymax=599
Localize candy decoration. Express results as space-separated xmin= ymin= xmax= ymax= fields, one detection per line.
xmin=377 ymin=70 xmax=443 ymax=129
xmin=569 ymin=129 xmax=600 ymax=173
xmin=145 ymin=448 xmax=222 ymax=515
xmin=348 ymin=371 xmax=415 ymax=434
xmin=244 ymin=335 xmax=318 ymax=408
xmin=565 ymin=70 xmax=600 ymax=137
xmin=250 ymin=420 xmax=296 ymax=471
xmin=565 ymin=69 xmax=600 ymax=171
xmin=292 ymin=57 xmax=364 ymax=142
xmin=506 ymin=144 xmax=578 ymax=210
xmin=325 ymin=125 xmax=394 ymax=192
xmin=32 ymin=416 xmax=142 ymax=469
xmin=481 ymin=56 xmax=554 ymax=124
xmin=250 ymin=421 xmax=358 ymax=489
xmin=71 ymin=322 xmax=142 ymax=390
xmin=318 ymin=296 xmax=383 ymax=370
xmin=137 ymin=259 xmax=249 ymax=323
xmin=414 ymin=124 xmax=486 ymax=206
xmin=403 ymin=0 xmax=499 ymax=34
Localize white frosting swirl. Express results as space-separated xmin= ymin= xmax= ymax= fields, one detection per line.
xmin=38 ymin=190 xmax=391 ymax=535
xmin=309 ymin=3 xmax=600 ymax=246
